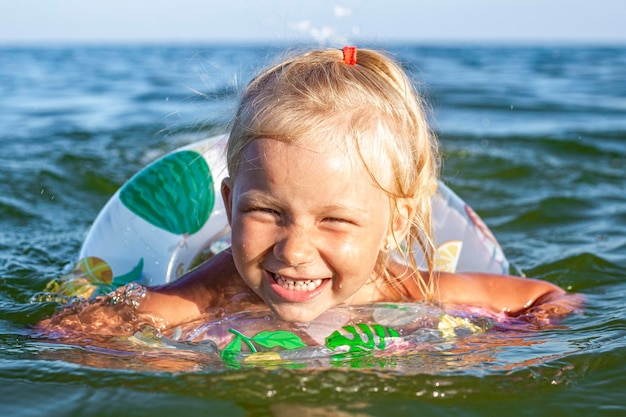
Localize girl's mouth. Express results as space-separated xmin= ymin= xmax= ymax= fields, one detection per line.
xmin=266 ymin=271 xmax=330 ymax=302
xmin=274 ymin=274 xmax=324 ymax=292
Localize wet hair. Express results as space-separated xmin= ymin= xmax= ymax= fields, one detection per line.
xmin=226 ymin=48 xmax=440 ymax=300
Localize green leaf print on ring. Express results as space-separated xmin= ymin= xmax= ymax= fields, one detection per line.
xmin=326 ymin=324 xmax=399 ymax=353
xmin=219 ymin=324 xmax=400 ymax=365
xmin=120 ymin=150 xmax=214 ymax=235
xmin=220 ymin=329 xmax=308 ymax=363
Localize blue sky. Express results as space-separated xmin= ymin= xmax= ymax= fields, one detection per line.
xmin=1 ymin=0 xmax=625 ymax=45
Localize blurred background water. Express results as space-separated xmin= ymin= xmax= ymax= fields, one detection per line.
xmin=1 ymin=44 xmax=625 ymax=416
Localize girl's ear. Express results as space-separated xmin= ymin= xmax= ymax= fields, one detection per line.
xmin=221 ymin=177 xmax=234 ymax=225
xmin=386 ymin=199 xmax=414 ymax=250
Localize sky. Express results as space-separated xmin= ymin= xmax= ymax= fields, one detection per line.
xmin=1 ymin=0 xmax=625 ymax=45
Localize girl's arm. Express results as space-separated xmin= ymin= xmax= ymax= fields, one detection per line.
xmin=39 ymin=251 xmax=242 ymax=336
xmin=436 ymin=271 xmax=583 ymax=321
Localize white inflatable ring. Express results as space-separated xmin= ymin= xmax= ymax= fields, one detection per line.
xmin=71 ymin=135 xmax=508 ymax=294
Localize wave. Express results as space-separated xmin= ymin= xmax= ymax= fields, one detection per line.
xmin=525 ymin=252 xmax=626 ymax=287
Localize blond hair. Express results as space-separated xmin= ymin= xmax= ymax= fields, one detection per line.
xmin=226 ymin=48 xmax=440 ymax=300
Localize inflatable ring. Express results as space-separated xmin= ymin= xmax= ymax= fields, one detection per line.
xmin=54 ymin=135 xmax=509 ymax=298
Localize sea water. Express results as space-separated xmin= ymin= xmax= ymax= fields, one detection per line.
xmin=1 ymin=44 xmax=625 ymax=416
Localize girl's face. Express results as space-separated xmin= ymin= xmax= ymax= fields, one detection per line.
xmin=222 ymin=138 xmax=400 ymax=322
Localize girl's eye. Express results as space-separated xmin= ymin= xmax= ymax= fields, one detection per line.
xmin=323 ymin=216 xmax=355 ymax=225
xmin=239 ymin=203 xmax=279 ymax=216
xmin=252 ymin=207 xmax=279 ymax=215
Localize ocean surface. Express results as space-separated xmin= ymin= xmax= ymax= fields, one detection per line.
xmin=1 ymin=44 xmax=625 ymax=416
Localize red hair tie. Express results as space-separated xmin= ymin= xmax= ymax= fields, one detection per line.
xmin=343 ymin=46 xmax=357 ymax=66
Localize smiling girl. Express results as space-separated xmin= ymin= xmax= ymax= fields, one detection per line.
xmin=41 ymin=47 xmax=580 ymax=336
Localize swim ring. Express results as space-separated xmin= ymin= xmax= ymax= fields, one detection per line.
xmin=49 ymin=134 xmax=509 ymax=299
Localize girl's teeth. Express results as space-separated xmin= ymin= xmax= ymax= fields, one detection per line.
xmin=275 ymin=274 xmax=323 ymax=292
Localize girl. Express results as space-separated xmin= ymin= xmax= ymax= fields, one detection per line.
xmin=42 ymin=47 xmax=579 ymax=336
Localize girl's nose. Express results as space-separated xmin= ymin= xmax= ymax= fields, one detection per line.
xmin=273 ymin=227 xmax=316 ymax=267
